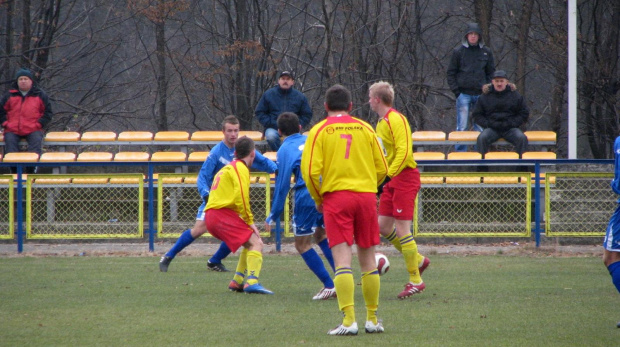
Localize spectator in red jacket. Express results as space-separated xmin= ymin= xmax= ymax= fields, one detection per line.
xmin=0 ymin=68 xmax=53 ymax=172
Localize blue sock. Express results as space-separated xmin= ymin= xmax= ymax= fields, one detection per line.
xmin=318 ymin=238 xmax=335 ymax=272
xmin=301 ymin=248 xmax=334 ymax=288
xmin=608 ymin=261 xmax=620 ymax=293
xmin=209 ymin=242 xmax=231 ymax=264
xmin=165 ymin=229 xmax=195 ymax=258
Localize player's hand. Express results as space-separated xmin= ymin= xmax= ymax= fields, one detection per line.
xmin=316 ymin=204 xmax=323 ymax=213
xmin=377 ymin=176 xmax=391 ymax=196
xmin=250 ymin=224 xmax=261 ymax=237
xmin=264 ymin=221 xmax=271 ymax=233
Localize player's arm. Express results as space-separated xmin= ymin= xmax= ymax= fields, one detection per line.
xmin=196 ymin=152 xmax=219 ymax=200
xmin=387 ymin=114 xmax=412 ymax=178
xmin=301 ymin=130 xmax=323 ymax=206
xmin=236 ymin=163 xmax=255 ymax=225
xmin=251 ymin=149 xmax=277 ymax=173
xmin=612 ymin=138 xmax=620 ymax=195
xmin=266 ymin=150 xmax=293 ymax=224
xmin=371 ymin=131 xmax=389 ymax=186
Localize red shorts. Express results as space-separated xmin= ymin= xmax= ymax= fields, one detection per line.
xmin=205 ymin=208 xmax=253 ymax=253
xmin=323 ymin=191 xmax=380 ymax=248
xmin=378 ymin=167 xmax=421 ymax=220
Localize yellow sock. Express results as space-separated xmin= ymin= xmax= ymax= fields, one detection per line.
xmin=334 ymin=267 xmax=355 ymax=326
xmin=400 ymin=234 xmax=422 ymax=283
xmin=233 ymin=248 xmax=248 ymax=284
xmin=246 ymin=250 xmax=263 ymax=285
xmin=361 ymin=270 xmax=380 ymax=325
xmin=385 ymin=230 xmax=402 ymax=252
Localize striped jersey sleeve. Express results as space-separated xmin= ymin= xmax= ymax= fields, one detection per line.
xmin=376 ymin=108 xmax=417 ymax=178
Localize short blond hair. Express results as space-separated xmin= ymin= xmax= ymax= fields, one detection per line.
xmin=369 ymin=81 xmax=395 ymax=107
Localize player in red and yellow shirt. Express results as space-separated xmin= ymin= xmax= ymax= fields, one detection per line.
xmin=369 ymin=81 xmax=429 ymax=299
xmin=205 ymin=136 xmax=273 ymax=295
xmin=302 ymin=84 xmax=388 ymax=335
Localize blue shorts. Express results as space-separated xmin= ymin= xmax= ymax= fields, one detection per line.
xmin=604 ymin=202 xmax=620 ymax=252
xmin=293 ymin=188 xmax=324 ymax=237
xmin=195 ymin=201 xmax=206 ymax=221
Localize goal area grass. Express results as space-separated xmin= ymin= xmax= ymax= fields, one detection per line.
xmin=1 ymin=253 xmax=617 ymax=346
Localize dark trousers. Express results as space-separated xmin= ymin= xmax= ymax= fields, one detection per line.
xmin=477 ymin=128 xmax=528 ymax=156
xmin=3 ymin=131 xmax=44 ymax=155
xmin=3 ymin=131 xmax=44 ymax=173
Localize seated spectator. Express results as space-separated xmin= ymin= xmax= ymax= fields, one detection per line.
xmin=0 ymin=68 xmax=53 ymax=173
xmin=254 ymin=71 xmax=312 ymax=151
xmin=473 ymin=70 xmax=529 ymax=159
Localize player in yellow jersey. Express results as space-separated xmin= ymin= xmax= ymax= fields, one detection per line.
xmin=205 ymin=136 xmax=273 ymax=295
xmin=369 ymin=81 xmax=429 ymax=299
xmin=301 ymin=84 xmax=388 ymax=335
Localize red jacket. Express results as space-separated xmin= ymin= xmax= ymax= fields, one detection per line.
xmin=0 ymin=83 xmax=53 ymax=136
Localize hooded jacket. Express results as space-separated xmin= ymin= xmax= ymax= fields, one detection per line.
xmin=255 ymin=85 xmax=312 ymax=130
xmin=472 ymin=83 xmax=529 ymax=133
xmin=447 ymin=23 xmax=495 ymax=96
xmin=0 ymin=80 xmax=53 ymax=136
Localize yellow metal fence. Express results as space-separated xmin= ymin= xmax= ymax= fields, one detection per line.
xmin=0 ymin=172 xmax=614 ymax=240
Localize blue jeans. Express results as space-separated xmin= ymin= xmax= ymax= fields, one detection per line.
xmin=455 ymin=93 xmax=483 ymax=152
xmin=264 ymin=128 xmax=281 ymax=151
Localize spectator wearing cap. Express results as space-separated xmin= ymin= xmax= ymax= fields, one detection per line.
xmin=447 ymin=22 xmax=495 ymax=152
xmin=0 ymin=68 xmax=53 ymax=172
xmin=255 ymin=71 xmax=312 ymax=151
xmin=473 ymin=70 xmax=529 ymax=160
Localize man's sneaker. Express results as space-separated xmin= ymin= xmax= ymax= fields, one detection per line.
xmin=364 ymin=320 xmax=384 ymax=333
xmin=327 ymin=322 xmax=358 ymax=336
xmin=419 ymin=256 xmax=430 ymax=275
xmin=159 ymin=256 xmax=172 ymax=272
xmin=228 ymin=280 xmax=244 ymax=292
xmin=312 ymin=287 xmax=337 ymax=300
xmin=207 ymin=261 xmax=230 ymax=272
xmin=397 ymin=281 xmax=425 ymax=299
xmin=243 ymin=283 xmax=274 ymax=295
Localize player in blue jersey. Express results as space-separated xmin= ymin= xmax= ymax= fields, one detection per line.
xmin=604 ymin=136 xmax=620 ymax=328
xmin=265 ymin=112 xmax=336 ymax=300
xmin=159 ymin=115 xmax=277 ymax=272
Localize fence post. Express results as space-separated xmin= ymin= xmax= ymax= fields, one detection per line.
xmin=16 ymin=165 xmax=24 ymax=253
xmin=534 ymin=162 xmax=541 ymax=247
xmin=148 ymin=164 xmax=155 ymax=252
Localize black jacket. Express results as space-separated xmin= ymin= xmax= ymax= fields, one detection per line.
xmin=472 ymin=84 xmax=529 ymax=133
xmin=446 ymin=25 xmax=495 ymax=96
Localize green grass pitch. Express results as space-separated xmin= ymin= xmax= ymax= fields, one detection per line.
xmin=0 ymin=253 xmax=618 ymax=346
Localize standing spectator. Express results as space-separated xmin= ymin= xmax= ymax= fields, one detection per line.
xmin=473 ymin=70 xmax=529 ymax=158
xmin=159 ymin=115 xmax=277 ymax=273
xmin=368 ymin=81 xmax=430 ymax=299
xmin=447 ymin=23 xmax=495 ymax=152
xmin=302 ymin=85 xmax=388 ymax=335
xmin=255 ymin=71 xmax=312 ymax=151
xmin=604 ymin=135 xmax=620 ymax=328
xmin=206 ymin=136 xmax=273 ymax=294
xmin=265 ymin=112 xmax=336 ymax=301
xmin=0 ymin=68 xmax=53 ymax=172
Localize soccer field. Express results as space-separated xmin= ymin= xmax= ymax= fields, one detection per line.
xmin=0 ymin=254 xmax=617 ymax=346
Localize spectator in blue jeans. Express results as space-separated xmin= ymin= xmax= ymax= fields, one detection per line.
xmin=255 ymin=71 xmax=312 ymax=151
xmin=447 ymin=23 xmax=495 ymax=152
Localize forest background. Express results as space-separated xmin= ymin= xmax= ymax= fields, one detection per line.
xmin=1 ymin=0 xmax=619 ymax=159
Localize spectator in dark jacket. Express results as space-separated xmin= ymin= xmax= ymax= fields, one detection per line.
xmin=473 ymin=70 xmax=529 ymax=157
xmin=447 ymin=23 xmax=495 ymax=152
xmin=1 ymin=68 xmax=53 ymax=157
xmin=255 ymin=71 xmax=312 ymax=151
